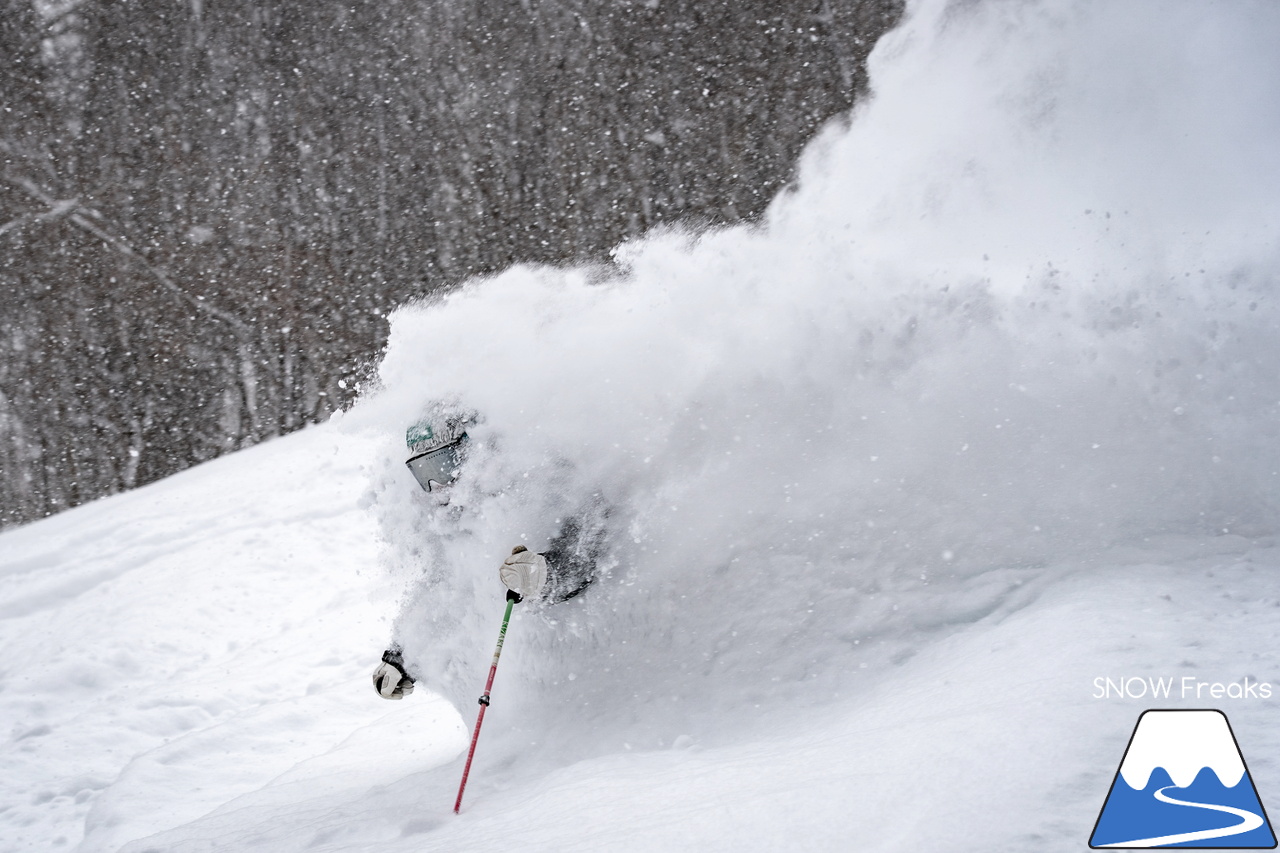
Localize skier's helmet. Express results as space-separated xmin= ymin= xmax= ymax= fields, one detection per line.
xmin=405 ymin=415 xmax=469 ymax=491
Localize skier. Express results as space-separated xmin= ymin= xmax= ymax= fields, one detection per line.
xmin=372 ymin=415 xmax=604 ymax=700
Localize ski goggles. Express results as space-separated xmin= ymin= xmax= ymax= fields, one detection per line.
xmin=405 ymin=436 xmax=467 ymax=491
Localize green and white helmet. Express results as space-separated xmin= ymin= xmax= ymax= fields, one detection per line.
xmin=405 ymin=414 xmax=470 ymax=491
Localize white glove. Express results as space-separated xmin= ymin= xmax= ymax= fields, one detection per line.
xmin=500 ymin=546 xmax=548 ymax=602
xmin=372 ymin=649 xmax=414 ymax=699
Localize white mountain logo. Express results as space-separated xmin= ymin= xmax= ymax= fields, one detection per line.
xmin=1091 ymin=709 xmax=1276 ymax=848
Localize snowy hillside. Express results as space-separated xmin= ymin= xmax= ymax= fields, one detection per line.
xmin=4 ymin=0 xmax=1280 ymax=850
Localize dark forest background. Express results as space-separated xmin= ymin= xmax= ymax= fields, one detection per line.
xmin=0 ymin=0 xmax=901 ymax=529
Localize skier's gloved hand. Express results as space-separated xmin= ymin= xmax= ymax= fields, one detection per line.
xmin=372 ymin=648 xmax=415 ymax=700
xmin=500 ymin=546 xmax=547 ymax=603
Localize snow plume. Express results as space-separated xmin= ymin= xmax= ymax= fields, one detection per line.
xmin=349 ymin=0 xmax=1280 ymax=755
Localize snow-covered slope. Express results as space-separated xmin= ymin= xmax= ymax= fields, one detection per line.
xmin=3 ymin=0 xmax=1280 ymax=851
xmin=4 ymin=450 xmax=1280 ymax=853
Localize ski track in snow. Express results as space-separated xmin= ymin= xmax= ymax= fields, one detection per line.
xmin=3 ymin=0 xmax=1280 ymax=850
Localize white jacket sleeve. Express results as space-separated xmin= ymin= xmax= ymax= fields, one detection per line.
xmin=500 ymin=548 xmax=548 ymax=600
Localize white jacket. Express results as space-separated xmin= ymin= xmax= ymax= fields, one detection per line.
xmin=500 ymin=549 xmax=548 ymax=600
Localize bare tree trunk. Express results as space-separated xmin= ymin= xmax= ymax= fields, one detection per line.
xmin=0 ymin=0 xmax=904 ymax=529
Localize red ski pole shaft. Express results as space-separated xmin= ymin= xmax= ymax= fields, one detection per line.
xmin=454 ymin=595 xmax=516 ymax=814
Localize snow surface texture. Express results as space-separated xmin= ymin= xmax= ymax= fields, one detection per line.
xmin=3 ymin=0 xmax=1280 ymax=850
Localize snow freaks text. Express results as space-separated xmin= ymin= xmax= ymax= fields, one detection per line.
xmin=1093 ymin=677 xmax=1273 ymax=701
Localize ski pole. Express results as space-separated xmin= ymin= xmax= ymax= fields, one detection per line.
xmin=454 ymin=593 xmax=517 ymax=814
